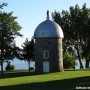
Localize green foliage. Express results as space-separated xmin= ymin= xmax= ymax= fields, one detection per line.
xmin=0 ymin=3 xmax=8 ymax=9
xmin=5 ymin=62 xmax=15 ymax=70
xmin=21 ymin=38 xmax=35 ymax=71
xmin=5 ymin=65 xmax=15 ymax=70
xmin=52 ymin=3 xmax=90 ymax=68
xmin=0 ymin=11 xmax=22 ymax=60
xmin=22 ymin=38 xmax=35 ymax=61
xmin=63 ymin=52 xmax=75 ymax=69
xmin=0 ymin=6 xmax=22 ymax=74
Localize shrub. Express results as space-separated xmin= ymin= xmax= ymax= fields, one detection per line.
xmin=63 ymin=52 xmax=75 ymax=69
xmin=29 ymin=67 xmax=34 ymax=70
xmin=5 ymin=63 xmax=15 ymax=70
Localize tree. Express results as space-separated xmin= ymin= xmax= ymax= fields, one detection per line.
xmin=0 ymin=9 xmax=22 ymax=74
xmin=52 ymin=9 xmax=84 ymax=68
xmin=0 ymin=3 xmax=8 ymax=66
xmin=52 ymin=3 xmax=90 ymax=69
xmin=0 ymin=3 xmax=8 ymax=9
xmin=70 ymin=3 xmax=90 ymax=68
xmin=69 ymin=3 xmax=90 ymax=68
xmin=63 ymin=52 xmax=75 ymax=69
xmin=21 ymin=38 xmax=35 ymax=72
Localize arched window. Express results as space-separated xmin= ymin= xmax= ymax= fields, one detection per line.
xmin=43 ymin=50 xmax=49 ymax=59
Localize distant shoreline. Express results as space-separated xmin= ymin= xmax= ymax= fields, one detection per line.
xmin=0 ymin=58 xmax=88 ymax=71
xmin=0 ymin=58 xmax=35 ymax=71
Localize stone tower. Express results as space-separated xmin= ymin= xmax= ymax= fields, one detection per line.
xmin=34 ymin=11 xmax=64 ymax=73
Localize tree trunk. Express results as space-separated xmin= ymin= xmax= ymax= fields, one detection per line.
xmin=0 ymin=29 xmax=4 ymax=75
xmin=76 ymin=46 xmax=84 ymax=68
xmin=1 ymin=61 xmax=3 ymax=75
xmin=0 ymin=50 xmax=4 ymax=75
xmin=0 ymin=43 xmax=4 ymax=75
xmin=74 ymin=59 xmax=76 ymax=71
xmin=85 ymin=59 xmax=89 ymax=68
xmin=28 ymin=60 xmax=30 ymax=72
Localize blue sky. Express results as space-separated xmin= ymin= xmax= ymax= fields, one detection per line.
xmin=1 ymin=0 xmax=90 ymax=47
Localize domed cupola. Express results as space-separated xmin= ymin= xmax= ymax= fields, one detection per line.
xmin=34 ymin=11 xmax=64 ymax=38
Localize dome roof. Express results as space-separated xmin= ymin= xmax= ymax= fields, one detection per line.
xmin=34 ymin=12 xmax=64 ymax=38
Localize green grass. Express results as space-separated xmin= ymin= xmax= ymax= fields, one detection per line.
xmin=0 ymin=70 xmax=90 ymax=90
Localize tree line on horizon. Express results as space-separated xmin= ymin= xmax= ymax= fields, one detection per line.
xmin=0 ymin=3 xmax=90 ymax=75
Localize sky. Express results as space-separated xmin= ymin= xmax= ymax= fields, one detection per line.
xmin=1 ymin=0 xmax=90 ymax=47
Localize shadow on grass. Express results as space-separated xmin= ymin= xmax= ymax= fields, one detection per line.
xmin=0 ymin=76 xmax=90 ymax=90
xmin=0 ymin=71 xmax=44 ymax=79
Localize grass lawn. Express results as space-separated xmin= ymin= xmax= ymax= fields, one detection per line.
xmin=0 ymin=70 xmax=90 ymax=90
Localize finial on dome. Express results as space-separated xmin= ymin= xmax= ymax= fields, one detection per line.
xmin=46 ymin=10 xmax=49 ymax=20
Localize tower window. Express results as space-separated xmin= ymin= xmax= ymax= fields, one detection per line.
xmin=43 ymin=50 xmax=49 ymax=59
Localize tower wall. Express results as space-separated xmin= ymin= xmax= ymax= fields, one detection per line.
xmin=35 ymin=38 xmax=63 ymax=73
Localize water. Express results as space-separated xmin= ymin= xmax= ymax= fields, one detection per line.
xmin=0 ymin=58 xmax=89 ymax=71
xmin=75 ymin=60 xmax=85 ymax=69
xmin=0 ymin=58 xmax=35 ymax=71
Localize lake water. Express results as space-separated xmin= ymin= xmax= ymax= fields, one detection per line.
xmin=0 ymin=58 xmax=89 ymax=71
xmin=75 ymin=60 xmax=86 ymax=69
xmin=0 ymin=58 xmax=35 ymax=71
